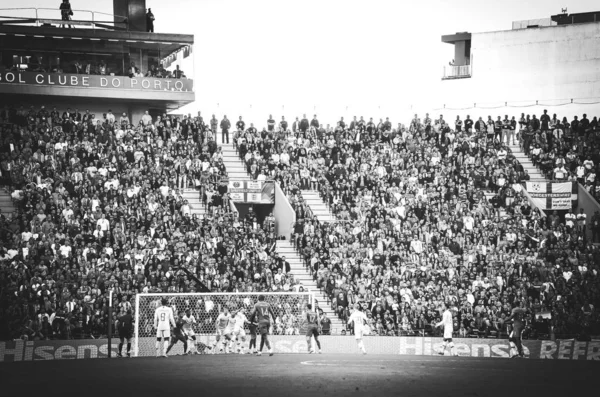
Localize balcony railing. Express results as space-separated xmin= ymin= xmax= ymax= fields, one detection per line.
xmin=442 ymin=64 xmax=471 ymax=80
xmin=0 ymin=7 xmax=128 ymax=30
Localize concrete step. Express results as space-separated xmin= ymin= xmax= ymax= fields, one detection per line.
xmin=227 ymin=172 xmax=251 ymax=179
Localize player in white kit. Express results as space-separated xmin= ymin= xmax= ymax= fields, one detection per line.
xmin=182 ymin=309 xmax=199 ymax=354
xmin=348 ymin=304 xmax=368 ymax=355
xmin=436 ymin=303 xmax=458 ymax=356
xmin=231 ymin=309 xmax=250 ymax=354
xmin=213 ymin=307 xmax=233 ymax=354
xmin=154 ymin=298 xmax=176 ymax=357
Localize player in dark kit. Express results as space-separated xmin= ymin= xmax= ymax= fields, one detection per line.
xmin=249 ymin=295 xmax=275 ymax=356
xmin=506 ymin=302 xmax=527 ymax=358
xmin=165 ymin=311 xmax=188 ymax=355
xmin=247 ymin=320 xmax=258 ymax=354
xmin=305 ymin=304 xmax=322 ymax=354
xmin=116 ymin=309 xmax=134 ymax=357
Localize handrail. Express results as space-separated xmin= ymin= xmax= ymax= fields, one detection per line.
xmin=0 ymin=7 xmax=128 ymax=29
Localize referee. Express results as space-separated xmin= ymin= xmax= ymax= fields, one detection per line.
xmin=116 ymin=309 xmax=134 ymax=357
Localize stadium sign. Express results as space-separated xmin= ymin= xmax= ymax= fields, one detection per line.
xmin=0 ymin=71 xmax=193 ymax=92
xmin=0 ymin=339 xmax=118 ymax=362
xmin=228 ymin=180 xmax=275 ymax=204
xmin=2 ymin=337 xmax=599 ymax=362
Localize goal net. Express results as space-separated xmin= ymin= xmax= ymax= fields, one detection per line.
xmin=134 ymin=292 xmax=315 ymax=357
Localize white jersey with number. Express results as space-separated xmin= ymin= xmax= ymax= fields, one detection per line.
xmin=182 ymin=314 xmax=196 ymax=336
xmin=436 ymin=309 xmax=454 ymax=339
xmin=348 ymin=310 xmax=368 ymax=340
xmin=216 ymin=313 xmax=231 ymax=330
xmin=154 ymin=306 xmax=175 ymax=332
xmin=233 ymin=312 xmax=248 ymax=333
xmin=226 ymin=314 xmax=237 ymax=331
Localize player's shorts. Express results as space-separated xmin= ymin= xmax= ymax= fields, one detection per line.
xmin=305 ymin=324 xmax=319 ymax=338
xmin=119 ymin=329 xmax=133 ymax=340
xmin=156 ymin=328 xmax=171 ymax=339
xmin=258 ymin=321 xmax=270 ymax=335
xmin=354 ymin=326 xmax=365 ymax=340
xmin=443 ymin=330 xmax=453 ymax=340
xmin=233 ymin=327 xmax=246 ymax=338
xmin=249 ymin=324 xmax=257 ymax=337
xmin=173 ymin=331 xmax=187 ymax=343
xmin=183 ymin=328 xmax=196 ymax=338
xmin=509 ymin=327 xmax=523 ymax=340
xmin=217 ymin=327 xmax=232 ymax=337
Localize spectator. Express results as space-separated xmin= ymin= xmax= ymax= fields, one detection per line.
xmin=146 ymin=8 xmax=155 ymax=33
xmin=60 ymin=0 xmax=74 ymax=29
xmin=220 ymin=116 xmax=231 ymax=144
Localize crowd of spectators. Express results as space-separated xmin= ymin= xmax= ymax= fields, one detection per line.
xmin=232 ymin=112 xmax=600 ymax=340
xmin=1 ymin=105 xmax=599 ymax=342
xmin=6 ymin=58 xmax=187 ymax=80
xmin=516 ymin=111 xmax=600 ymax=204
xmin=0 ymin=106 xmax=296 ymax=341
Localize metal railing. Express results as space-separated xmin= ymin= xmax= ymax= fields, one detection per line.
xmin=0 ymin=7 xmax=127 ymax=30
xmin=512 ymin=18 xmax=557 ymax=30
xmin=443 ymin=64 xmax=471 ymax=79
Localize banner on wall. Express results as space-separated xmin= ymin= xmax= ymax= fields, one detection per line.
xmin=0 ymin=71 xmax=193 ymax=92
xmin=228 ymin=180 xmax=275 ymax=204
xmin=525 ymin=182 xmax=577 ymax=210
xmin=1 ymin=337 xmax=599 ymax=362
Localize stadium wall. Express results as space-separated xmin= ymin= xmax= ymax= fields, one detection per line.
xmin=576 ymin=182 xmax=600 ymax=240
xmin=1 ymin=337 xmax=598 ymax=362
xmin=436 ymin=22 xmax=600 ymax=119
xmin=273 ymin=182 xmax=295 ymax=239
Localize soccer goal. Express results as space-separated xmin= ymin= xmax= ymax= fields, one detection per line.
xmin=134 ymin=292 xmax=315 ymax=357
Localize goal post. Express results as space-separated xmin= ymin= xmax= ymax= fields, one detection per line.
xmin=134 ymin=292 xmax=315 ymax=357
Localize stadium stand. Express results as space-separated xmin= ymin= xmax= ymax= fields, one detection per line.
xmin=0 ymin=106 xmax=293 ymax=340
xmin=234 ymin=113 xmax=600 ymax=341
xmin=0 ymin=107 xmax=598 ymax=342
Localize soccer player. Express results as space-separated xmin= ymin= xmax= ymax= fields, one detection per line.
xmin=154 ymin=298 xmax=176 ymax=357
xmin=232 ymin=309 xmax=250 ymax=354
xmin=506 ymin=302 xmax=527 ymax=358
xmin=436 ymin=303 xmax=458 ymax=356
xmin=305 ymin=304 xmax=322 ymax=354
xmin=348 ymin=303 xmax=367 ymax=355
xmin=213 ymin=307 xmax=233 ymax=354
xmin=116 ymin=309 xmax=134 ymax=358
xmin=249 ymin=295 xmax=275 ymax=356
xmin=166 ymin=311 xmax=188 ymax=355
xmin=247 ymin=318 xmax=258 ymax=354
xmin=182 ymin=309 xmax=200 ymax=355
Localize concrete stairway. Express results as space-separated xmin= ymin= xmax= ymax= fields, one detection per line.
xmin=0 ymin=190 xmax=15 ymax=214
xmin=276 ymin=239 xmax=346 ymax=334
xmin=219 ymin=144 xmax=253 ymax=182
xmin=508 ymin=144 xmax=548 ymax=181
xmin=300 ymin=190 xmax=336 ymax=223
xmin=182 ymin=188 xmax=206 ymax=218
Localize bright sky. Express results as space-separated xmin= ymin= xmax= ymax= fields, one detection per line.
xmin=9 ymin=0 xmax=599 ymax=123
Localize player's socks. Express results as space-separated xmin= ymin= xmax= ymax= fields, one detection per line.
xmin=316 ymin=340 xmax=321 ymax=351
xmin=259 ymin=338 xmax=265 ymax=352
xmin=163 ymin=340 xmax=169 ymax=356
xmin=156 ymin=341 xmax=161 ymax=357
xmin=118 ymin=343 xmax=123 ymax=357
xmin=127 ymin=343 xmax=131 ymax=356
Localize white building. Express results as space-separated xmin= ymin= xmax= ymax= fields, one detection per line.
xmin=436 ymin=11 xmax=600 ymax=121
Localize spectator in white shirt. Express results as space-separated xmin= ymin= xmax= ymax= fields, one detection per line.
xmin=97 ymin=214 xmax=110 ymax=231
